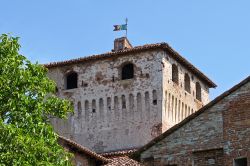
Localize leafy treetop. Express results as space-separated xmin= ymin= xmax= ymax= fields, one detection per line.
xmin=0 ymin=34 xmax=74 ymax=166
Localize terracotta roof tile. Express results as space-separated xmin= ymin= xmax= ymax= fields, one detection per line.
xmin=58 ymin=136 xmax=110 ymax=163
xmin=102 ymin=157 xmax=143 ymax=166
xmin=59 ymin=136 xmax=143 ymax=165
xmin=44 ymin=42 xmax=216 ymax=88
xmin=100 ymin=149 xmax=138 ymax=158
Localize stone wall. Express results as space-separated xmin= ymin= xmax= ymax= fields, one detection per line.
xmin=73 ymin=152 xmax=97 ymax=166
xmin=49 ymin=50 xmax=164 ymax=153
xmin=48 ymin=46 xmax=211 ymax=153
xmin=140 ymin=102 xmax=223 ymax=166
xmin=192 ymin=148 xmax=224 ymax=166
xmin=139 ymin=79 xmax=250 ymax=166
xmin=161 ymin=51 xmax=209 ymax=131
xmin=223 ymin=82 xmax=250 ymax=166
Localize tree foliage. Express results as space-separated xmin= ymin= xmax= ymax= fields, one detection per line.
xmin=0 ymin=34 xmax=73 ymax=165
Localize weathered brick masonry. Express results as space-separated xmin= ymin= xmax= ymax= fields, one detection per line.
xmin=223 ymin=80 xmax=250 ymax=165
xmin=133 ymin=76 xmax=250 ymax=166
xmin=46 ymin=37 xmax=216 ymax=153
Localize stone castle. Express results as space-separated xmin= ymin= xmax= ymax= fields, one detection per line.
xmin=46 ymin=37 xmax=216 ymax=153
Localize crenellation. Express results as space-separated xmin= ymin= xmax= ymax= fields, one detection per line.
xmin=47 ymin=38 xmax=215 ymax=153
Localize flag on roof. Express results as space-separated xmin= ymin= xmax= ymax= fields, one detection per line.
xmin=113 ymin=24 xmax=127 ymax=31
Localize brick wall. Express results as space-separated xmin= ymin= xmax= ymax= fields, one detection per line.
xmin=139 ymin=80 xmax=250 ymax=166
xmin=162 ymin=51 xmax=209 ymax=131
xmin=140 ymin=103 xmax=224 ymax=166
xmin=223 ymin=83 xmax=250 ymax=165
xmin=193 ymin=148 xmax=223 ymax=166
xmin=49 ymin=50 xmax=164 ymax=153
xmin=73 ymin=152 xmax=97 ymax=166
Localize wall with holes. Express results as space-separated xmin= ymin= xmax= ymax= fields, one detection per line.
xmin=48 ymin=49 xmax=210 ymax=153
xmin=161 ymin=52 xmax=210 ymax=131
xmin=48 ymin=50 xmax=164 ymax=153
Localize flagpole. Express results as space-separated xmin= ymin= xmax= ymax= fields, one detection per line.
xmin=125 ymin=18 xmax=128 ymax=37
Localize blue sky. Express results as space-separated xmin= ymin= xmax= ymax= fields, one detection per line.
xmin=0 ymin=0 xmax=249 ymax=99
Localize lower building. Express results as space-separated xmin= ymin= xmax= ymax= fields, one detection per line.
xmin=132 ymin=76 xmax=250 ymax=166
xmin=58 ymin=136 xmax=142 ymax=166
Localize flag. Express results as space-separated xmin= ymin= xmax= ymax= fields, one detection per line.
xmin=113 ymin=24 xmax=127 ymax=31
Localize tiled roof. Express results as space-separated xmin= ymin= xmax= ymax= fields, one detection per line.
xmin=59 ymin=136 xmax=144 ymax=165
xmin=100 ymin=149 xmax=138 ymax=158
xmin=102 ymin=157 xmax=143 ymax=166
xmin=44 ymin=42 xmax=216 ymax=88
xmin=131 ymin=76 xmax=250 ymax=158
xmin=58 ymin=136 xmax=110 ymax=163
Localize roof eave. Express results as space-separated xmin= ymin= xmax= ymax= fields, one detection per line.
xmin=44 ymin=42 xmax=216 ymax=88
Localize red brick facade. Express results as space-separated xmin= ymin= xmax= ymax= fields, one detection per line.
xmin=133 ymin=76 xmax=250 ymax=166
xmin=193 ymin=148 xmax=224 ymax=166
xmin=223 ymin=83 xmax=250 ymax=165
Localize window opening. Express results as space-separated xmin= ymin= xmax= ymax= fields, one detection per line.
xmin=196 ymin=82 xmax=202 ymax=101
xmin=66 ymin=72 xmax=78 ymax=89
xmin=122 ymin=63 xmax=134 ymax=80
xmin=172 ymin=64 xmax=179 ymax=84
xmin=122 ymin=95 xmax=126 ymax=109
xmin=234 ymin=158 xmax=247 ymax=166
xmin=184 ymin=73 xmax=191 ymax=93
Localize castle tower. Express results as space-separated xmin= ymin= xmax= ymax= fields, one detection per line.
xmin=46 ymin=37 xmax=216 ymax=153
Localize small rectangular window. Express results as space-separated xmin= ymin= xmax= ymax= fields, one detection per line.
xmin=234 ymin=158 xmax=247 ymax=166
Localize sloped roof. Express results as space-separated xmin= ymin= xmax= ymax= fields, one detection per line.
xmin=59 ymin=136 xmax=143 ymax=165
xmin=132 ymin=76 xmax=250 ymax=158
xmin=58 ymin=136 xmax=110 ymax=163
xmin=102 ymin=157 xmax=143 ymax=166
xmin=44 ymin=42 xmax=216 ymax=88
xmin=100 ymin=149 xmax=138 ymax=159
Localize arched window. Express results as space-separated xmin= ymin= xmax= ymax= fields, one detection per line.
xmin=184 ymin=73 xmax=191 ymax=93
xmin=66 ymin=72 xmax=78 ymax=89
xmin=172 ymin=64 xmax=178 ymax=84
xmin=122 ymin=95 xmax=126 ymax=109
xmin=196 ymin=82 xmax=202 ymax=101
xmin=121 ymin=63 xmax=134 ymax=80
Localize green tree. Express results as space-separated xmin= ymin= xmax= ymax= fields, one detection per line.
xmin=0 ymin=34 xmax=73 ymax=166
